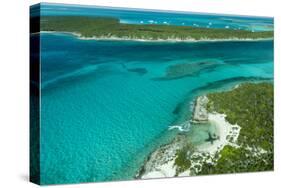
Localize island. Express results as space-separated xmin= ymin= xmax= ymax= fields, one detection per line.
xmin=136 ymin=82 xmax=273 ymax=178
xmin=38 ymin=16 xmax=273 ymax=41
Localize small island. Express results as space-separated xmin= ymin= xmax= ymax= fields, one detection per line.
xmin=137 ymin=82 xmax=273 ymax=178
xmin=38 ymin=16 xmax=273 ymax=41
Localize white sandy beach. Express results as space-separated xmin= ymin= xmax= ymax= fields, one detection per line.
xmin=139 ymin=96 xmax=241 ymax=179
xmin=38 ymin=31 xmax=273 ymax=43
xmin=197 ymin=113 xmax=241 ymax=155
xmin=141 ymin=160 xmax=177 ymax=179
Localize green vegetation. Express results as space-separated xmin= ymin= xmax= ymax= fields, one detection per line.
xmin=40 ymin=16 xmax=273 ymax=40
xmin=174 ymin=145 xmax=193 ymax=175
xmin=199 ymin=82 xmax=273 ymax=175
xmin=207 ymin=82 xmax=273 ymax=149
xmin=199 ymin=145 xmax=273 ymax=175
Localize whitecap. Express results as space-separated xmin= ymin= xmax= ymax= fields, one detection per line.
xmin=168 ymin=121 xmax=191 ymax=132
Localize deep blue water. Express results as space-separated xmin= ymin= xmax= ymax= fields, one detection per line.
xmin=36 ymin=3 xmax=274 ymax=185
xmin=32 ymin=3 xmax=273 ymax=31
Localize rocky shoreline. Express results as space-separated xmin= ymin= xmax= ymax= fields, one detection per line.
xmin=136 ymin=93 xmax=241 ymax=179
xmin=135 ymin=135 xmax=187 ymax=179
xmin=192 ymin=96 xmax=209 ymax=123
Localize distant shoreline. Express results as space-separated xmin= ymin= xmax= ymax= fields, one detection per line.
xmin=36 ymin=31 xmax=273 ymax=43
xmin=37 ymin=16 xmax=274 ymax=43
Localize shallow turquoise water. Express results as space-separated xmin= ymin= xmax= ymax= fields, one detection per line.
xmin=39 ymin=32 xmax=273 ymax=184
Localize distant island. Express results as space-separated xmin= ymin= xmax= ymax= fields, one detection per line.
xmin=39 ymin=16 xmax=273 ymax=41
xmin=137 ymin=82 xmax=273 ymax=178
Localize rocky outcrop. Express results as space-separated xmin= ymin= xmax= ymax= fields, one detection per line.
xmin=136 ymin=135 xmax=186 ymax=179
xmin=192 ymin=96 xmax=209 ymax=123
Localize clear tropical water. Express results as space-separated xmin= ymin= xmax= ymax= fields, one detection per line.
xmin=36 ymin=3 xmax=274 ymax=185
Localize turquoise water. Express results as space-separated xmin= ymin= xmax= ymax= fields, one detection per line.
xmin=32 ymin=3 xmax=273 ymax=31
xmin=35 ymin=3 xmax=274 ymax=185
xmin=39 ymin=33 xmax=273 ymax=184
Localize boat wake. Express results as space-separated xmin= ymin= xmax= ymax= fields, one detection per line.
xmin=168 ymin=121 xmax=191 ymax=132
